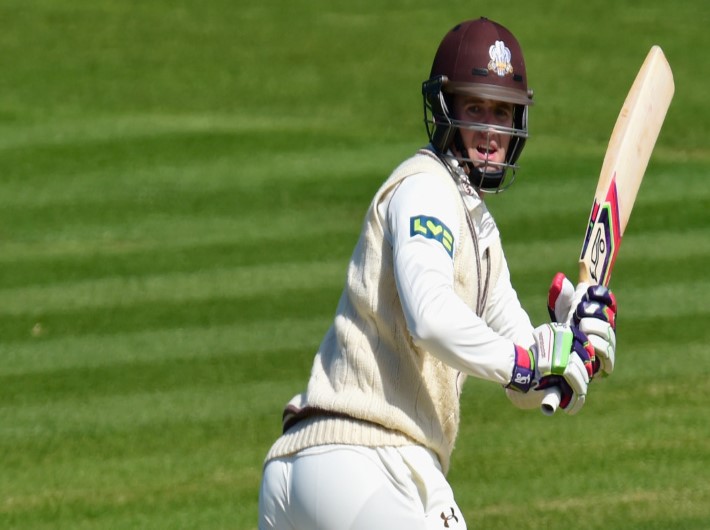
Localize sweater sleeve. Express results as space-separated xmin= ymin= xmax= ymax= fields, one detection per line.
xmin=484 ymin=252 xmax=535 ymax=346
xmin=384 ymin=173 xmax=520 ymax=386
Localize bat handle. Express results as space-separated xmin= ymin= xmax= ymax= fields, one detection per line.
xmin=540 ymin=387 xmax=562 ymax=416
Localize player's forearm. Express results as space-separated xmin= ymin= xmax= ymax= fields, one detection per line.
xmin=395 ymin=249 xmax=516 ymax=384
xmin=411 ymin=314 xmax=516 ymax=385
xmin=483 ymin=262 xmax=535 ymax=346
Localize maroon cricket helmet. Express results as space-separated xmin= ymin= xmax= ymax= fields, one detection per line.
xmin=430 ymin=17 xmax=533 ymax=105
xmin=422 ymin=17 xmax=534 ymax=192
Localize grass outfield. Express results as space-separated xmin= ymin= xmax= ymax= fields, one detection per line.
xmin=1 ymin=1 xmax=708 ymax=529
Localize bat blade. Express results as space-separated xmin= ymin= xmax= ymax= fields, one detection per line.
xmin=578 ymin=45 xmax=675 ymax=286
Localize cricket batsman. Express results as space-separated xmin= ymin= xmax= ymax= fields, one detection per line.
xmin=258 ymin=17 xmax=617 ymax=529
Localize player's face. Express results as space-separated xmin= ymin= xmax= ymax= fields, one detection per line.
xmin=452 ymin=96 xmax=514 ymax=171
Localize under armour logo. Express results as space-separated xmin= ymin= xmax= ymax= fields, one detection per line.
xmin=440 ymin=507 xmax=459 ymax=528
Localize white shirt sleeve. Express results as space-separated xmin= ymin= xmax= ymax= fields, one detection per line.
xmin=484 ymin=254 xmax=535 ymax=346
xmin=382 ymin=173 xmax=522 ymax=386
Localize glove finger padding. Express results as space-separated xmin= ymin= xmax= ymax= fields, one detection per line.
xmin=560 ymin=353 xmax=590 ymax=414
xmin=578 ymin=317 xmax=616 ymax=376
xmin=573 ymin=285 xmax=617 ymax=377
xmin=547 ymin=272 xmax=576 ymax=323
xmin=573 ymin=285 xmax=617 ymax=329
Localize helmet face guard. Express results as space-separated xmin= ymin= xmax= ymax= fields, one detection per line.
xmin=423 ymin=75 xmax=529 ymax=192
xmin=423 ymin=18 xmax=533 ymax=193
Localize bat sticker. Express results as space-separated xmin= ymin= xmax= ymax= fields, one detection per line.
xmin=580 ymin=176 xmax=622 ymax=286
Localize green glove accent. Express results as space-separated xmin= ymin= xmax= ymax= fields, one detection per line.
xmin=550 ymin=326 xmax=574 ymax=375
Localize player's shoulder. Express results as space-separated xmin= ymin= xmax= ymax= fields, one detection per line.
xmin=375 ymin=149 xmax=452 ymax=205
xmin=396 ymin=171 xmax=450 ymax=199
xmin=385 ymin=168 xmax=461 ymax=227
xmin=391 ymin=149 xmax=455 ymax=190
xmin=394 ymin=148 xmax=449 ymax=176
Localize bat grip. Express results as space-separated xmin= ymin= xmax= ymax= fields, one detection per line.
xmin=540 ymin=387 xmax=562 ymax=416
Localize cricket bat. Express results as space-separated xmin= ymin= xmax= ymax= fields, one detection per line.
xmin=541 ymin=45 xmax=675 ymax=415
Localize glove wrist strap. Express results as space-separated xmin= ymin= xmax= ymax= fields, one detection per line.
xmin=508 ymin=345 xmax=535 ymax=393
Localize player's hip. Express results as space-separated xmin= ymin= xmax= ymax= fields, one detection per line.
xmin=258 ymin=444 xmax=466 ymax=530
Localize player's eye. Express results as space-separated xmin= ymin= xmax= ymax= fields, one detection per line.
xmin=493 ymin=106 xmax=513 ymax=124
xmin=465 ymin=104 xmax=483 ymax=118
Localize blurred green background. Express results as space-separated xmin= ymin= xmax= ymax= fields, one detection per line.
xmin=1 ymin=1 xmax=708 ymax=529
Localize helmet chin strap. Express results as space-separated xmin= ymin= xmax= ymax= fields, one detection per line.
xmin=452 ymin=132 xmax=505 ymax=192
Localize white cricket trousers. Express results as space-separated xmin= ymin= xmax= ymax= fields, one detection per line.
xmin=258 ymin=444 xmax=466 ymax=530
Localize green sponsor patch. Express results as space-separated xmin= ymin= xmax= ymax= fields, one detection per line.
xmin=410 ymin=215 xmax=454 ymax=257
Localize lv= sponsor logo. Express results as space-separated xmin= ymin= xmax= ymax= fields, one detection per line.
xmin=410 ymin=215 xmax=455 ymax=257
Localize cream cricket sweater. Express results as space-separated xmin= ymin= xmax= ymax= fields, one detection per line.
xmin=265 ymin=151 xmax=504 ymax=474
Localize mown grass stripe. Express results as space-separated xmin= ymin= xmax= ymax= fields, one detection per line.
xmin=0 ymin=346 xmax=312 ymax=408
xmin=0 ymin=318 xmax=328 ymax=375
xmin=0 ymin=207 xmax=361 ymax=261
xmin=0 ymin=286 xmax=341 ymax=342
xmin=0 ymin=381 xmax=294 ymax=446
xmin=1 ymin=465 xmax=258 ymax=530
xmin=0 ymin=233 xmax=357 ymax=288
xmin=0 ymin=160 xmax=381 ymax=221
xmin=0 ymin=260 xmax=347 ymax=314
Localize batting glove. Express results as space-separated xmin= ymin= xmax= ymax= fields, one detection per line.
xmin=508 ymin=323 xmax=595 ymax=415
xmin=547 ymin=272 xmax=617 ymax=377
xmin=548 ymin=272 xmax=584 ymax=322
xmin=572 ymin=285 xmax=617 ymax=376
